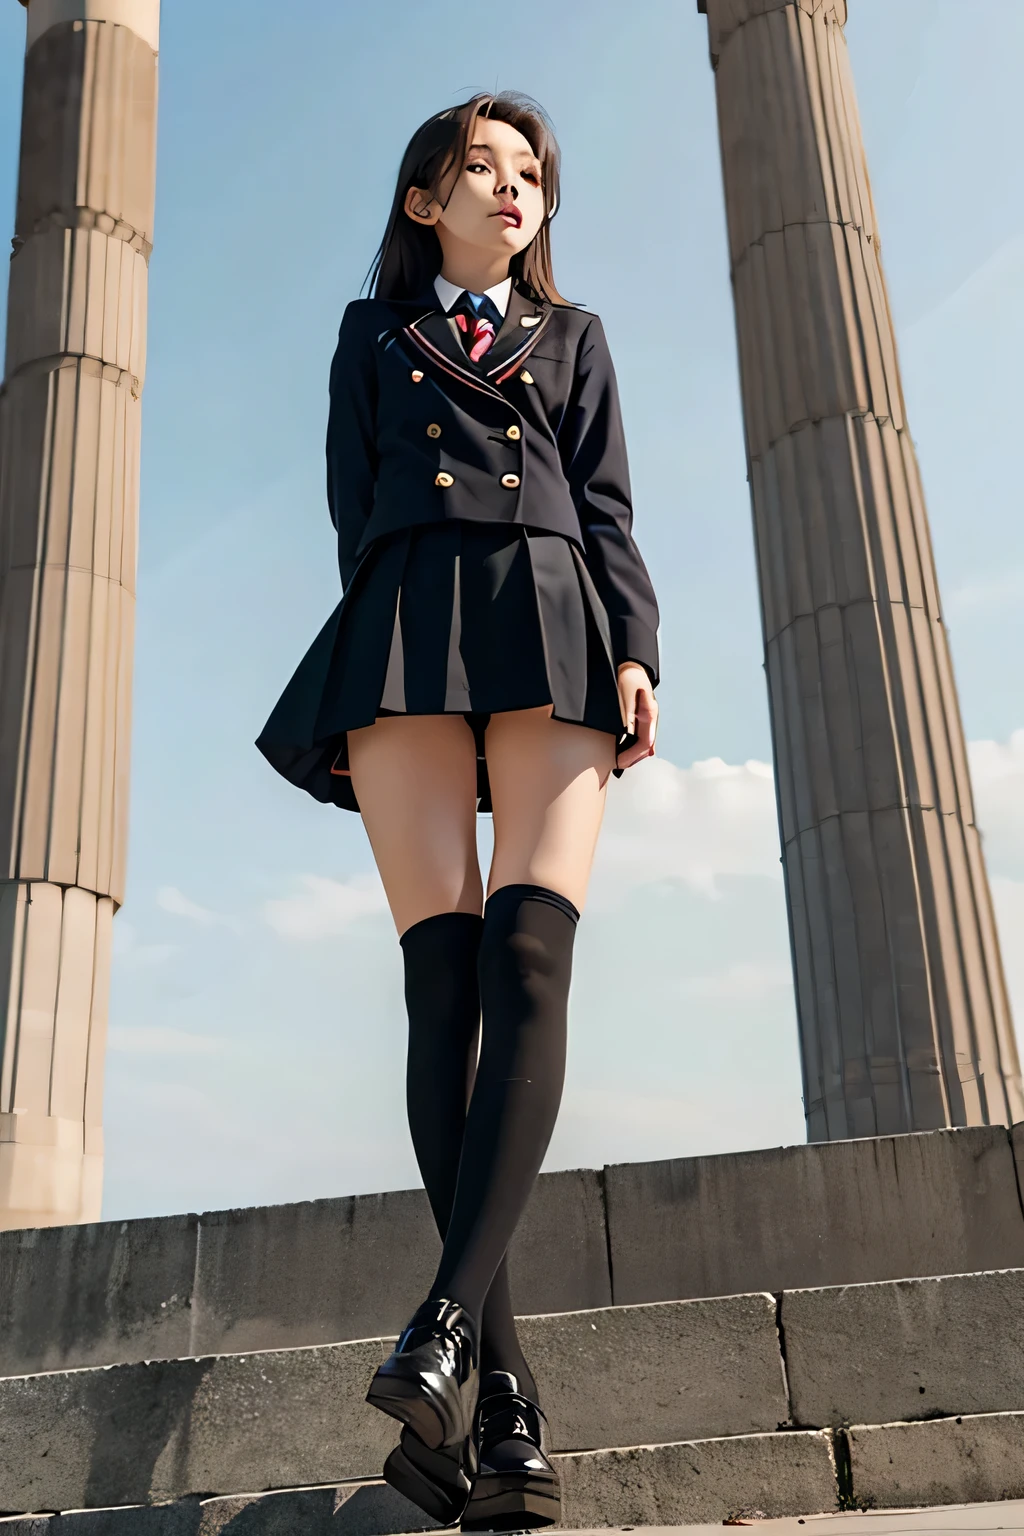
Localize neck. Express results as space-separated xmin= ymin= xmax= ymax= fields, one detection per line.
xmin=437 ymin=243 xmax=512 ymax=296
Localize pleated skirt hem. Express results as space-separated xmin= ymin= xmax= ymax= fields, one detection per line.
xmin=256 ymin=522 xmax=625 ymax=814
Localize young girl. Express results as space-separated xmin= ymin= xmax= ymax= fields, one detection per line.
xmin=257 ymin=92 xmax=659 ymax=1532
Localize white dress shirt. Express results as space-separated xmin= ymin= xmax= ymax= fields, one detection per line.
xmin=434 ymin=273 xmax=512 ymax=318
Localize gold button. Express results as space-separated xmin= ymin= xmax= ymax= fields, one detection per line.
xmin=427 ymin=423 xmax=441 ymax=438
xmin=520 ymin=370 xmax=534 ymax=384
xmin=501 ymin=473 xmax=520 ymax=490
xmin=505 ymin=425 xmax=521 ymax=440
xmin=435 ymin=471 xmax=454 ymax=488
xmin=411 ymin=369 xmax=424 ymax=383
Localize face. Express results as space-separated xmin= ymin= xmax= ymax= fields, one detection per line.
xmin=404 ymin=116 xmax=546 ymax=263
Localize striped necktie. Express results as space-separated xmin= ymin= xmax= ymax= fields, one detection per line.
xmin=451 ymin=292 xmax=503 ymax=362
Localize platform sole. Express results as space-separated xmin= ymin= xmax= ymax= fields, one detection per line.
xmin=461 ymin=1470 xmax=561 ymax=1533
xmin=366 ymin=1360 xmax=463 ymax=1450
xmin=383 ymin=1430 xmax=472 ymax=1527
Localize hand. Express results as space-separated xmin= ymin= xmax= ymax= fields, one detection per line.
xmin=615 ymin=661 xmax=658 ymax=769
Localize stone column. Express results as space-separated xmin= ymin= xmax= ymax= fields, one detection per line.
xmin=0 ymin=0 xmax=159 ymax=1226
xmin=696 ymin=0 xmax=1023 ymax=1138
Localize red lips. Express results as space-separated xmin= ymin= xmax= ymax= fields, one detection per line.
xmin=493 ymin=202 xmax=522 ymax=228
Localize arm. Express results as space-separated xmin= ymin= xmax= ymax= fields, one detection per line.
xmin=326 ymin=301 xmax=380 ymax=588
xmin=560 ymin=315 xmax=661 ymax=687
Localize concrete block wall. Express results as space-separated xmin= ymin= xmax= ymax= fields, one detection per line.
xmin=1 ymin=1125 xmax=1022 ymax=1380
xmin=2 ymin=1269 xmax=1024 ymax=1518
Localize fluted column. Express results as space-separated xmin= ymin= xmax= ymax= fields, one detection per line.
xmin=697 ymin=0 xmax=1023 ymax=1138
xmin=0 ymin=0 xmax=159 ymax=1226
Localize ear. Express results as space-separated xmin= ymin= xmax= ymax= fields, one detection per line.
xmin=403 ymin=185 xmax=440 ymax=226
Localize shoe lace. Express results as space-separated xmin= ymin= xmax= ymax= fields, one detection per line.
xmin=397 ymin=1303 xmax=474 ymax=1378
xmin=477 ymin=1392 xmax=544 ymax=1451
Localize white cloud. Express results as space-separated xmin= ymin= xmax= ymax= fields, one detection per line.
xmin=674 ymin=961 xmax=793 ymax=1001
xmin=992 ymin=877 xmax=1024 ymax=1015
xmin=547 ymin=1076 xmax=805 ymax=1172
xmin=156 ymin=885 xmax=242 ymax=934
xmin=587 ymin=733 xmax=1024 ymax=908
xmin=111 ymin=920 xmax=180 ymax=969
xmin=592 ymin=754 xmax=781 ymax=905
xmin=968 ymin=731 xmax=1024 ymax=874
xmin=949 ymin=567 xmax=1024 ymax=616
xmin=108 ymin=1025 xmax=228 ymax=1058
xmin=263 ymin=872 xmax=390 ymax=940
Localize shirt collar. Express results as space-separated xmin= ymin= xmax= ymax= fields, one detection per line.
xmin=433 ymin=273 xmax=512 ymax=318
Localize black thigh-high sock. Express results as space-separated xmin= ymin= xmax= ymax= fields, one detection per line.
xmin=427 ymin=884 xmax=578 ymax=1325
xmin=399 ymin=911 xmax=538 ymax=1398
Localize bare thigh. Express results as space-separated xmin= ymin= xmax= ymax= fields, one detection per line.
xmin=347 ymin=714 xmax=483 ymax=936
xmin=485 ymin=706 xmax=616 ymax=914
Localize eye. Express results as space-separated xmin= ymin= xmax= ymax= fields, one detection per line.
xmin=521 ymin=170 xmax=540 ymax=185
xmin=466 ymin=160 xmax=491 ymax=175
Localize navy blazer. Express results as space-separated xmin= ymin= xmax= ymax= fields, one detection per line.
xmin=326 ymin=279 xmax=661 ymax=685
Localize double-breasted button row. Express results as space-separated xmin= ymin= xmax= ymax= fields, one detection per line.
xmin=434 ymin=471 xmax=521 ymax=490
xmin=427 ymin=422 xmax=519 ymax=442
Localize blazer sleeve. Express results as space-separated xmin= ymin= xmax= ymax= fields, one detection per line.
xmin=326 ymin=301 xmax=380 ymax=588
xmin=560 ymin=314 xmax=661 ymax=687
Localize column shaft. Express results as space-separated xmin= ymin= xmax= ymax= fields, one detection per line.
xmin=699 ymin=0 xmax=1022 ymax=1137
xmin=0 ymin=2 xmax=158 ymax=1225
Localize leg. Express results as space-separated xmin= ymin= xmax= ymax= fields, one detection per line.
xmin=400 ymin=913 xmax=538 ymax=1400
xmin=368 ymin=708 xmax=609 ymax=1524
xmin=485 ymin=706 xmax=615 ymax=911
xmin=347 ymin=713 xmax=483 ymax=933
xmin=429 ymin=708 xmax=614 ymax=1321
xmin=355 ymin=714 xmax=536 ymax=1390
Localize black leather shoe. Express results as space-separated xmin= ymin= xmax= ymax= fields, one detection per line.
xmin=366 ymin=1297 xmax=480 ymax=1451
xmin=382 ymin=1425 xmax=474 ymax=1527
xmin=461 ymin=1371 xmax=561 ymax=1532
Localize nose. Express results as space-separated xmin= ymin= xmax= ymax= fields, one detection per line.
xmin=494 ymin=182 xmax=519 ymax=200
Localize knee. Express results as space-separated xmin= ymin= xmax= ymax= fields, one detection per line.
xmin=479 ymin=884 xmax=580 ymax=983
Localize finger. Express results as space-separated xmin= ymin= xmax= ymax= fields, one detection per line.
xmin=620 ymin=684 xmax=636 ymax=736
xmin=633 ymin=713 xmax=656 ymax=756
xmin=616 ymin=742 xmax=648 ymax=770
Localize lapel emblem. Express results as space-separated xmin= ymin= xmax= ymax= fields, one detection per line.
xmin=520 ymin=315 xmax=541 ymax=328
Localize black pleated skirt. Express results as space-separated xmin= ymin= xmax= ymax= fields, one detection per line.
xmin=255 ymin=522 xmax=626 ymax=814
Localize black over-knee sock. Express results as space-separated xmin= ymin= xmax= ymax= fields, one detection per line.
xmin=427 ymin=884 xmax=578 ymax=1324
xmin=400 ymin=911 xmax=538 ymax=1397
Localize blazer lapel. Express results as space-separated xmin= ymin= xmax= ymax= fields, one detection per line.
xmin=414 ymin=306 xmax=482 ymax=374
xmin=482 ymin=286 xmax=553 ymax=383
xmin=397 ymin=283 xmax=554 ymax=396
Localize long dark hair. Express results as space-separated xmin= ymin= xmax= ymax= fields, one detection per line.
xmin=365 ymin=92 xmax=571 ymax=305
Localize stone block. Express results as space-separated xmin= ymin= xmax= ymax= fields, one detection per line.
xmin=509 ymin=1166 xmax=611 ymax=1316
xmin=520 ymin=1292 xmax=787 ymax=1450
xmin=190 ymin=1167 xmax=610 ymax=1358
xmin=190 ymin=1189 xmax=439 ymax=1357
xmin=198 ymin=1481 xmax=435 ymax=1536
xmin=0 ymin=1214 xmax=197 ymax=1377
xmin=0 ymin=1483 xmax=433 ymax=1535
xmin=605 ymin=1127 xmax=1024 ymax=1306
xmin=784 ymin=1269 xmax=1024 ymax=1428
xmin=556 ymin=1429 xmax=838 ymax=1527
xmin=0 ymin=1433 xmax=839 ymax=1531
xmin=848 ymin=1411 xmax=1024 ymax=1509
xmin=0 ymin=1506 xmax=201 ymax=1534
xmin=0 ymin=1292 xmax=791 ymax=1513
xmin=0 ymin=1337 xmax=393 ymax=1513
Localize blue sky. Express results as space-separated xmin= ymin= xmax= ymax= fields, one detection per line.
xmin=1 ymin=0 xmax=1022 ymax=1220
